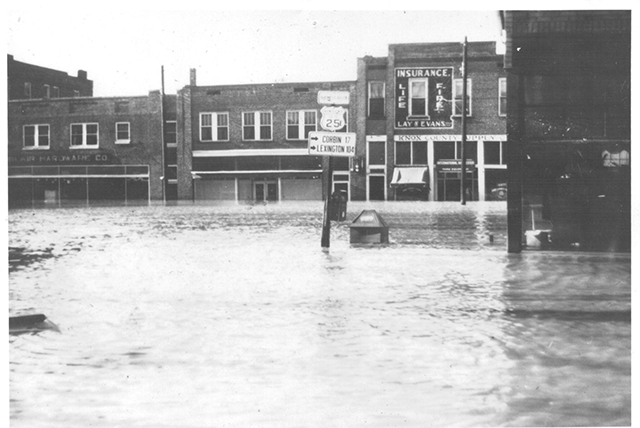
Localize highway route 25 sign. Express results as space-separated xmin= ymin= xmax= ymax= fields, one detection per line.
xmin=308 ymin=131 xmax=356 ymax=157
xmin=319 ymin=106 xmax=346 ymax=131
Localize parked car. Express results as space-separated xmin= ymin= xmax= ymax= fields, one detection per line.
xmin=489 ymin=183 xmax=507 ymax=200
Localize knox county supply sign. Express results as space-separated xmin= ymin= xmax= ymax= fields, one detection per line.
xmin=308 ymin=131 xmax=356 ymax=157
xmin=395 ymin=67 xmax=454 ymax=129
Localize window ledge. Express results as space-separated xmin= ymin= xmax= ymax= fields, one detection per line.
xmin=22 ymin=146 xmax=50 ymax=151
xmin=70 ymin=145 xmax=99 ymax=149
xmin=115 ymin=140 xmax=130 ymax=145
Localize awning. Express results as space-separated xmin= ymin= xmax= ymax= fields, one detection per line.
xmin=390 ymin=167 xmax=429 ymax=187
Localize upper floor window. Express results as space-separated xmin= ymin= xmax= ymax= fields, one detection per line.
xmin=498 ymin=78 xmax=507 ymax=117
xmin=73 ymin=90 xmax=80 ymax=98
xmin=24 ymin=82 xmax=32 ymax=99
xmin=286 ymin=110 xmax=317 ymax=140
xmin=115 ymin=122 xmax=130 ymax=144
xmin=43 ymin=84 xmax=50 ymax=99
xmin=70 ymin=123 xmax=99 ymax=148
xmin=409 ymin=79 xmax=427 ymax=116
xmin=453 ymin=78 xmax=472 ymax=116
xmin=200 ymin=112 xmax=229 ymax=142
xmin=23 ymin=124 xmax=50 ymax=149
xmin=52 ymin=86 xmax=60 ymax=98
xmin=368 ymin=81 xmax=385 ymax=118
xmin=165 ymin=121 xmax=177 ymax=145
xmin=243 ymin=111 xmax=272 ymax=141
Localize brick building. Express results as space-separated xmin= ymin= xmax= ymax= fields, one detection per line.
xmin=355 ymin=42 xmax=507 ymax=202
xmin=174 ymin=72 xmax=356 ymax=203
xmin=502 ymin=10 xmax=631 ymax=252
xmin=8 ymin=92 xmax=165 ymax=207
xmin=7 ymin=54 xmax=93 ymax=100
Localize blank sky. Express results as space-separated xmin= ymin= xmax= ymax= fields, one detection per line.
xmin=7 ymin=9 xmax=503 ymax=97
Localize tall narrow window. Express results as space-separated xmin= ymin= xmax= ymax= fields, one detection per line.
xmin=368 ymin=81 xmax=385 ymax=117
xmin=498 ymin=77 xmax=507 ymax=116
xmin=115 ymin=122 xmax=130 ymax=143
xmin=24 ymin=82 xmax=32 ymax=99
xmin=409 ymin=79 xmax=427 ymax=116
xmin=217 ymin=113 xmax=229 ymax=141
xmin=259 ymin=112 xmax=271 ymax=140
xmin=73 ymin=90 xmax=80 ymax=98
xmin=287 ymin=111 xmax=300 ymax=139
xmin=165 ymin=121 xmax=177 ymax=145
xmin=70 ymin=123 xmax=99 ymax=148
xmin=243 ymin=113 xmax=255 ymax=140
xmin=200 ymin=113 xmax=229 ymax=141
xmin=23 ymin=124 xmax=50 ymax=149
xmin=52 ymin=86 xmax=59 ymax=98
xmin=453 ymin=79 xmax=472 ymax=116
xmin=43 ymin=84 xmax=50 ymax=99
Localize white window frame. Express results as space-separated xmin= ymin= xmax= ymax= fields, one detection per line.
xmin=165 ymin=120 xmax=177 ymax=147
xmin=242 ymin=111 xmax=272 ymax=141
xmin=200 ymin=112 xmax=229 ymax=142
xmin=409 ymin=78 xmax=428 ymax=117
xmin=115 ymin=122 xmax=131 ymax=144
xmin=498 ymin=77 xmax=507 ymax=117
xmin=70 ymin=123 xmax=99 ymax=148
xmin=23 ymin=124 xmax=50 ymax=150
xmin=453 ymin=78 xmax=472 ymax=117
xmin=368 ymin=81 xmax=385 ymax=117
xmin=286 ymin=110 xmax=317 ymax=140
xmin=484 ymin=141 xmax=505 ymax=165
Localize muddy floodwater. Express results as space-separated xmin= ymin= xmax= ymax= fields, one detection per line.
xmin=8 ymin=202 xmax=631 ymax=427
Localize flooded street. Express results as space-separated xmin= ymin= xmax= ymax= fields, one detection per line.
xmin=8 ymin=202 xmax=631 ymax=427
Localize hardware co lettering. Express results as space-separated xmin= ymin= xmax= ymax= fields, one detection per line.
xmin=9 ymin=153 xmax=112 ymax=165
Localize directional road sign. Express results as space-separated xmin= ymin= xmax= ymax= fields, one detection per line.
xmin=308 ymin=131 xmax=356 ymax=157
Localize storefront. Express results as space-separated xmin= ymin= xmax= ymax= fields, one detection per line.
xmin=8 ymin=164 xmax=150 ymax=207
xmin=191 ymin=149 xmax=323 ymax=202
xmin=7 ymin=151 xmax=150 ymax=207
xmin=388 ymin=134 xmax=507 ymax=202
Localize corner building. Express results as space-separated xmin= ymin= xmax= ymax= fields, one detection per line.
xmin=503 ymin=11 xmax=631 ymax=252
xmin=176 ymin=75 xmax=356 ymax=203
xmin=355 ymin=42 xmax=507 ymax=202
xmin=8 ymin=54 xmax=93 ymax=100
xmin=8 ymin=92 xmax=165 ymax=207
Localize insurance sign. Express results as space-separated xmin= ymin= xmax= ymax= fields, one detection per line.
xmin=394 ymin=67 xmax=454 ymax=129
xmin=308 ymin=131 xmax=356 ymax=157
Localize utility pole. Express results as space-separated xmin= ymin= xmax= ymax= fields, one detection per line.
xmin=320 ymin=157 xmax=333 ymax=248
xmin=160 ymin=65 xmax=167 ymax=203
xmin=460 ymin=37 xmax=468 ymax=205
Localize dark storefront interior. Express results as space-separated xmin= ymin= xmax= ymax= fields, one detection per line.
xmin=8 ymin=165 xmax=150 ymax=207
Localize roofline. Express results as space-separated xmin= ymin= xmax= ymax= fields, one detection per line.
xmin=180 ymin=79 xmax=356 ymax=92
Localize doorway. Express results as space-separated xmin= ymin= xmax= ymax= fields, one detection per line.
xmin=254 ymin=180 xmax=278 ymax=202
xmin=369 ymin=176 xmax=386 ymax=201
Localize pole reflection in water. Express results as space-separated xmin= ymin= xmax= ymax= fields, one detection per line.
xmin=8 ymin=202 xmax=630 ymax=427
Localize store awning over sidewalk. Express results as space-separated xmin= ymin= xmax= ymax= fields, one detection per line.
xmin=390 ymin=167 xmax=429 ymax=187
